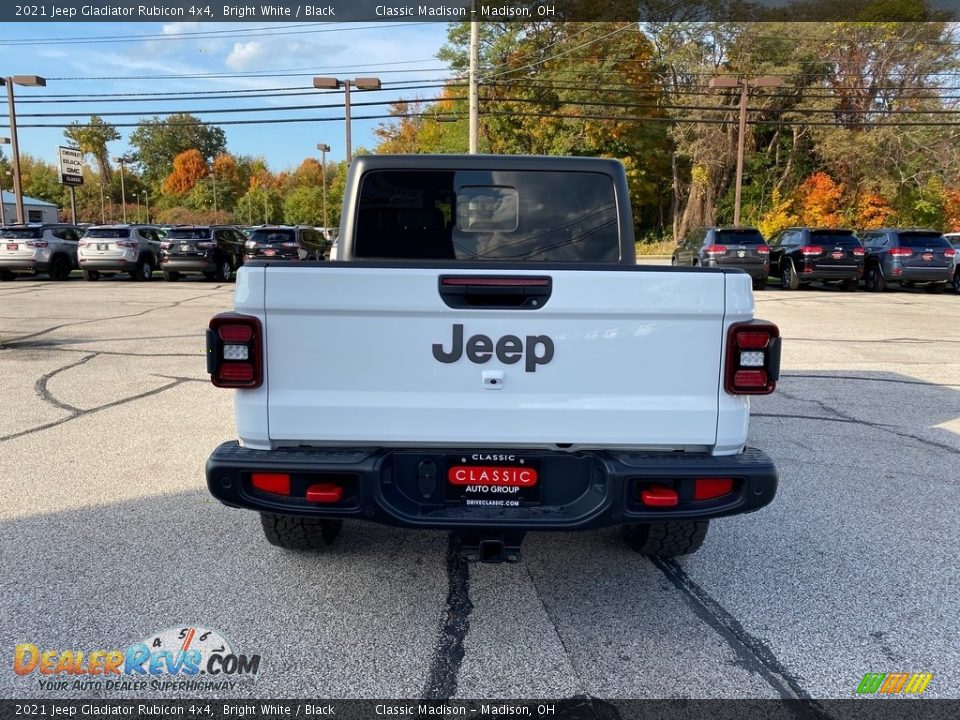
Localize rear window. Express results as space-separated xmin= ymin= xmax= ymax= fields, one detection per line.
xmin=249 ymin=229 xmax=295 ymax=245
xmin=716 ymin=229 xmax=766 ymax=245
xmin=0 ymin=227 xmax=43 ymax=239
xmin=84 ymin=228 xmax=131 ymax=239
xmin=810 ymin=231 xmax=861 ymax=248
xmin=167 ymin=229 xmax=211 ymax=240
xmin=899 ymin=232 xmax=950 ymax=249
xmin=354 ymin=170 xmax=620 ymax=261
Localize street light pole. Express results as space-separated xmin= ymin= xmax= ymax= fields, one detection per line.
xmin=317 ymin=143 xmax=330 ymax=233
xmin=313 ymin=77 xmax=382 ymax=165
xmin=143 ymin=190 xmax=150 ymax=224
xmin=2 ymin=75 xmax=46 ymax=224
xmin=469 ymin=9 xmax=479 ymax=154
xmin=709 ymin=75 xmax=782 ymax=226
xmin=112 ymin=155 xmax=133 ymax=223
xmin=133 ymin=193 xmax=141 ymax=223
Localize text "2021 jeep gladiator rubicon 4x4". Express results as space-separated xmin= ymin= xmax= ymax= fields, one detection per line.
xmin=205 ymin=155 xmax=782 ymax=563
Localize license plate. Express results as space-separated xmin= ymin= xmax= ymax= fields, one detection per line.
xmin=180 ymin=244 xmax=191 ymax=251
xmin=832 ymin=252 xmax=844 ymax=259
xmin=737 ymin=251 xmax=745 ymax=257
xmin=6 ymin=243 xmax=17 ymax=250
xmin=263 ymin=249 xmax=276 ymax=256
xmin=922 ymin=252 xmax=933 ymax=261
xmin=445 ymin=455 xmax=540 ymax=506
xmin=97 ymin=243 xmax=108 ymax=251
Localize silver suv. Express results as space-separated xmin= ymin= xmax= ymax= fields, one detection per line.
xmin=78 ymin=224 xmax=164 ymax=281
xmin=0 ymin=224 xmax=82 ymax=281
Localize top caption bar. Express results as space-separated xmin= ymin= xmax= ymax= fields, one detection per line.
xmin=3 ymin=0 xmax=959 ymax=22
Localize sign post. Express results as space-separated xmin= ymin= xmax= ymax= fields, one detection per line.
xmin=58 ymin=145 xmax=84 ymax=223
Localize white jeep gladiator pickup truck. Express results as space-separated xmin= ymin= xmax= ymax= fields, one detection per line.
xmin=205 ymin=155 xmax=781 ymax=563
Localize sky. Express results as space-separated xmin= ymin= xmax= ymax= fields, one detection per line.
xmin=0 ymin=21 xmax=454 ymax=172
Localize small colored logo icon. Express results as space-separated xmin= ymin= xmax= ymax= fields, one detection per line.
xmin=856 ymin=672 xmax=933 ymax=695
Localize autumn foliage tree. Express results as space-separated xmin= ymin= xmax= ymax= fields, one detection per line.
xmin=942 ymin=189 xmax=960 ymax=232
xmin=163 ymin=149 xmax=208 ymax=196
xmin=794 ymin=173 xmax=844 ymax=227
xmin=856 ymin=193 xmax=894 ymax=230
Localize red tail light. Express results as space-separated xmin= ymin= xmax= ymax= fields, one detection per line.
xmin=640 ymin=485 xmax=679 ymax=507
xmin=251 ymin=473 xmax=290 ymax=496
xmin=852 ymin=247 xmax=866 ymax=257
xmin=207 ymin=314 xmax=263 ymax=389
xmin=798 ymin=246 xmax=823 ymax=256
xmin=694 ymin=478 xmax=734 ymax=500
xmin=945 ymin=248 xmax=956 ymax=258
xmin=25 ymin=241 xmax=49 ymax=248
xmin=197 ymin=241 xmax=217 ymax=249
xmin=726 ymin=321 xmax=780 ymax=395
xmin=889 ymin=247 xmax=912 ymax=257
xmin=117 ymin=240 xmax=138 ymax=249
xmin=704 ymin=244 xmax=728 ymax=255
xmin=306 ymin=483 xmax=344 ymax=504
xmin=756 ymin=245 xmax=770 ymax=255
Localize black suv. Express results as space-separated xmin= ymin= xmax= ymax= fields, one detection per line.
xmin=672 ymin=226 xmax=769 ymax=290
xmin=767 ymin=227 xmax=865 ymax=291
xmin=242 ymin=225 xmax=330 ymax=262
xmin=159 ymin=225 xmax=246 ymax=282
xmin=859 ymin=228 xmax=955 ymax=293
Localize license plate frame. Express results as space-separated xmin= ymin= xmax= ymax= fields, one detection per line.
xmin=922 ymin=252 xmax=934 ymax=261
xmin=444 ymin=454 xmax=541 ymax=506
xmin=832 ymin=251 xmax=844 ymax=260
xmin=6 ymin=243 xmax=17 ymax=251
xmin=97 ymin=243 xmax=109 ymax=251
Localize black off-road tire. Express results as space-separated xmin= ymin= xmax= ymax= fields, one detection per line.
xmin=864 ymin=264 xmax=886 ymax=292
xmin=780 ymin=261 xmax=800 ymax=290
xmin=48 ymin=255 xmax=71 ymax=281
xmin=131 ymin=257 xmax=153 ymax=281
xmin=622 ymin=520 xmax=709 ymax=557
xmin=162 ymin=270 xmax=180 ymax=282
xmin=259 ymin=513 xmax=342 ymax=550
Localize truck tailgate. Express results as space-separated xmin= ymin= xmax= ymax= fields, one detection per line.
xmin=258 ymin=265 xmax=729 ymax=449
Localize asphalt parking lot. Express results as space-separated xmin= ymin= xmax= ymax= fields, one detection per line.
xmin=0 ymin=271 xmax=958 ymax=701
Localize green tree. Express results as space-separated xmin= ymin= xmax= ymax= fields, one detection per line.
xmin=129 ymin=114 xmax=227 ymax=187
xmin=63 ymin=116 xmax=120 ymax=178
xmin=283 ymin=186 xmax=325 ymax=225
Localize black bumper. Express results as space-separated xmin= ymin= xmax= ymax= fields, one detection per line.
xmin=206 ymin=443 xmax=778 ymax=530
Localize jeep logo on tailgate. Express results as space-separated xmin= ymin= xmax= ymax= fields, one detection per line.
xmin=433 ymin=324 xmax=554 ymax=372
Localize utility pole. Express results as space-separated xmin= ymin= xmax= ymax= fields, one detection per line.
xmin=469 ymin=14 xmax=479 ymax=154
xmin=708 ymin=75 xmax=782 ymax=226
xmin=143 ymin=190 xmax=149 ymax=224
xmin=3 ymin=75 xmax=46 ymax=224
xmin=0 ymin=138 xmax=9 ymax=226
xmin=99 ymin=181 xmax=105 ymax=224
xmin=317 ymin=143 xmax=330 ymax=233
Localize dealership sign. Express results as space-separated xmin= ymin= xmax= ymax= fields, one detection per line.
xmin=58 ymin=146 xmax=84 ymax=186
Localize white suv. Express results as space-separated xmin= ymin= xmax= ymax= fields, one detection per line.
xmin=945 ymin=232 xmax=960 ymax=293
xmin=78 ymin=225 xmax=164 ymax=281
xmin=0 ymin=224 xmax=81 ymax=281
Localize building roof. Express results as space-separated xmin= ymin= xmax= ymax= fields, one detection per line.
xmin=1 ymin=190 xmax=59 ymax=208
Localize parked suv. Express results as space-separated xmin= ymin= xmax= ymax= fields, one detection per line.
xmin=159 ymin=225 xmax=245 ymax=282
xmin=859 ymin=228 xmax=955 ymax=293
xmin=78 ymin=224 xmax=164 ymax=281
xmin=242 ymin=225 xmax=330 ymax=262
xmin=672 ymin=226 xmax=769 ymax=290
xmin=768 ymin=227 xmax=865 ymax=291
xmin=945 ymin=233 xmax=960 ymax=293
xmin=0 ymin=224 xmax=81 ymax=281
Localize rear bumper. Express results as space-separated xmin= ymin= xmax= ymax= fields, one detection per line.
xmin=0 ymin=258 xmax=48 ymax=272
xmin=78 ymin=257 xmax=135 ymax=271
xmin=161 ymin=257 xmax=216 ymax=273
xmin=890 ymin=266 xmax=952 ymax=283
xmin=799 ymin=265 xmax=862 ymax=280
xmin=206 ymin=443 xmax=778 ymax=530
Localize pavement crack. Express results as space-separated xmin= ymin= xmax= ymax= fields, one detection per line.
xmin=651 ymin=557 xmax=824 ymax=712
xmin=524 ymin=563 xmax=584 ymax=692
xmin=34 ymin=353 xmax=98 ymax=414
xmin=782 ymin=373 xmax=960 ymax=389
xmin=1 ymin=378 xmax=188 ymax=444
xmin=422 ymin=534 xmax=474 ymax=700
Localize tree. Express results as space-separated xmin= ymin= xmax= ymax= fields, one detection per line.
xmin=130 ymin=114 xmax=226 ymax=186
xmin=163 ymin=149 xmax=208 ymax=196
xmin=63 ymin=116 xmax=120 ymax=178
xmin=794 ymin=172 xmax=844 ymax=226
xmin=284 ymin=186 xmax=325 ymax=226
xmin=757 ymin=190 xmax=798 ymax=238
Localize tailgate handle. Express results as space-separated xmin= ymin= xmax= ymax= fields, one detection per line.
xmin=439 ymin=276 xmax=552 ymax=310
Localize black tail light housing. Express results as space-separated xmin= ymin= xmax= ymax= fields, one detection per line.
xmin=207 ymin=313 xmax=263 ymax=389
xmin=725 ymin=320 xmax=781 ymax=395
